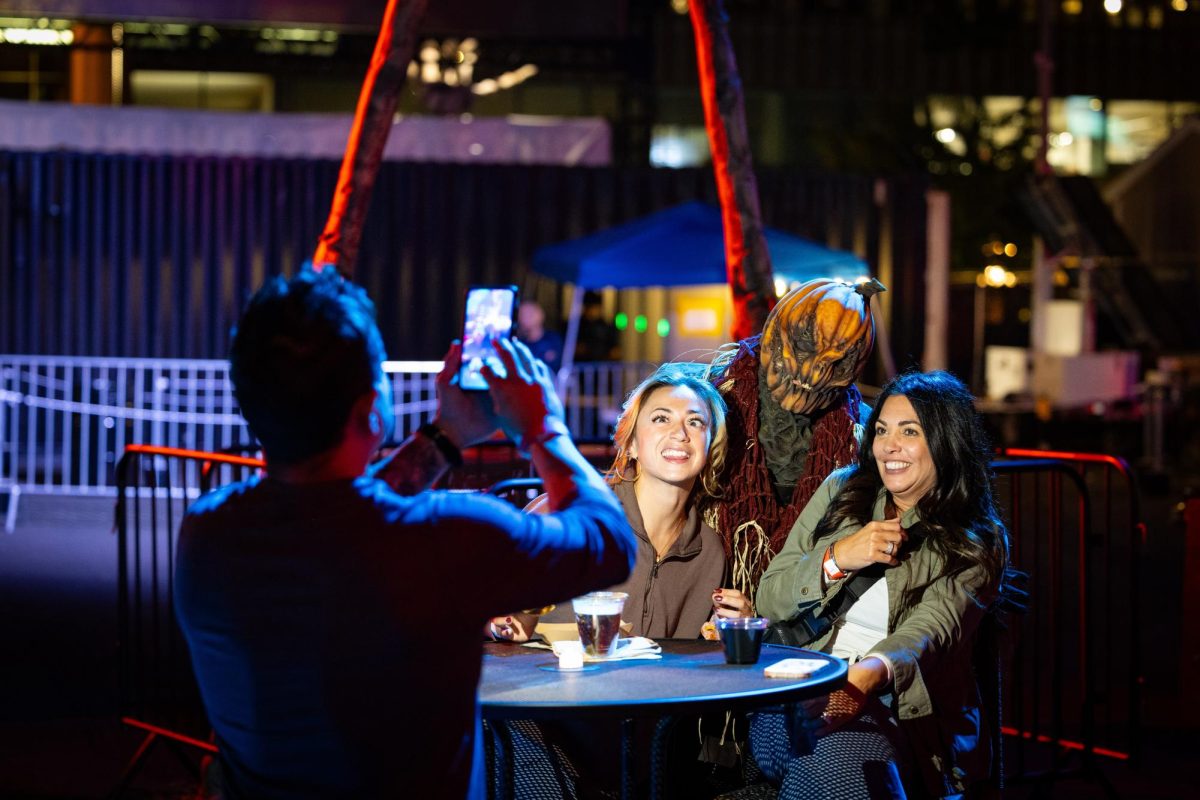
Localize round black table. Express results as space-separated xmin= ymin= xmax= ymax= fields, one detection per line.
xmin=478 ymin=639 xmax=846 ymax=799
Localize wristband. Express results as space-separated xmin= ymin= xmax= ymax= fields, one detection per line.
xmin=822 ymin=544 xmax=847 ymax=581
xmin=417 ymin=422 xmax=463 ymax=468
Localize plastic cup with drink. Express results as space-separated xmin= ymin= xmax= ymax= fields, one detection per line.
xmin=716 ymin=617 xmax=770 ymax=664
xmin=572 ymin=591 xmax=627 ymax=658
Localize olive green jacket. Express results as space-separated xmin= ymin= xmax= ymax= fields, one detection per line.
xmin=756 ymin=469 xmax=998 ymax=797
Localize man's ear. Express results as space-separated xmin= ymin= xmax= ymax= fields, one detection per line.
xmin=350 ymin=391 xmax=379 ymax=438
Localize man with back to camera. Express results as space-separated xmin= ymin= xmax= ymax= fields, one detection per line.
xmin=173 ymin=269 xmax=636 ymax=799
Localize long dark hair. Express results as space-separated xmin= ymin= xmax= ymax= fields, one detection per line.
xmin=814 ymin=370 xmax=1008 ymax=591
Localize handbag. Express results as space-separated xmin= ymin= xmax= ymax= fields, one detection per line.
xmin=764 ymin=562 xmax=886 ymax=647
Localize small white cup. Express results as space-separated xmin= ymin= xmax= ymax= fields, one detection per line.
xmin=554 ymin=640 xmax=585 ymax=670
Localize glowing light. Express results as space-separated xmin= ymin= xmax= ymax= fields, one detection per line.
xmin=671 ymin=0 xmax=690 ymax=13
xmin=1171 ymin=0 xmax=1188 ymax=10
xmin=774 ymin=277 xmax=789 ymax=297
xmin=1062 ymin=0 xmax=1083 ymax=13
xmin=1104 ymin=0 xmax=1122 ymax=13
xmin=0 ymin=26 xmax=73 ymax=45
xmin=935 ymin=128 xmax=957 ymax=144
xmin=634 ymin=315 xmax=648 ymax=334
xmin=681 ymin=309 xmax=718 ymax=334
xmin=614 ymin=313 xmax=628 ymax=331
xmin=1004 ymin=243 xmax=1018 ymax=257
xmin=991 ymin=241 xmax=1005 ymax=256
xmin=983 ymin=265 xmax=1009 ymax=288
xmin=656 ymin=319 xmax=670 ymax=337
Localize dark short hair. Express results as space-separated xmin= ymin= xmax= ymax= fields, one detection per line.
xmin=229 ymin=268 xmax=387 ymax=465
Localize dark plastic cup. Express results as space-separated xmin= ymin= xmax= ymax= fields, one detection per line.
xmin=716 ymin=617 xmax=771 ymax=664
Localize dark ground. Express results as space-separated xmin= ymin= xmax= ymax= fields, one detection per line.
xmin=1 ymin=460 xmax=1197 ymax=799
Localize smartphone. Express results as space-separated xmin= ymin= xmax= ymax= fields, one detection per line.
xmin=459 ymin=285 xmax=519 ymax=391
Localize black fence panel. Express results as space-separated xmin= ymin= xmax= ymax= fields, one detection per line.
xmin=1 ymin=150 xmax=927 ymax=369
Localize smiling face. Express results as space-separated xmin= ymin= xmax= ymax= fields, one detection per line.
xmin=629 ymin=385 xmax=713 ymax=490
xmin=872 ymin=394 xmax=937 ymax=512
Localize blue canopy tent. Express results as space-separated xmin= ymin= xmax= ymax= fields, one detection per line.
xmin=530 ymin=201 xmax=870 ymax=386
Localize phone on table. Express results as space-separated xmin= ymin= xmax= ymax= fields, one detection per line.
xmin=458 ymin=284 xmax=519 ymax=391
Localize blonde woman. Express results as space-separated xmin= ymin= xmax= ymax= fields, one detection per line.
xmin=485 ymin=363 xmax=753 ymax=799
xmin=488 ymin=362 xmax=753 ymax=643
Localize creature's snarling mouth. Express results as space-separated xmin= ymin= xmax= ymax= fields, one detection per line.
xmin=791 ymin=379 xmax=815 ymax=391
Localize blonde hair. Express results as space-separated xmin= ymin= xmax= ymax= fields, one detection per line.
xmin=606 ymin=363 xmax=728 ymax=503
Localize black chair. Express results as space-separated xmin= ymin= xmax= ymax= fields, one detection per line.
xmin=488 ymin=477 xmax=546 ymax=510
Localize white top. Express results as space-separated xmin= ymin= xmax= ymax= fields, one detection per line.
xmin=827 ymin=575 xmax=890 ymax=664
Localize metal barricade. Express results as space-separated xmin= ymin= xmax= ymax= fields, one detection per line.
xmin=991 ymin=447 xmax=1145 ymax=793
xmin=1 ymin=354 xmax=641 ymax=505
xmin=113 ymin=444 xmax=263 ymax=795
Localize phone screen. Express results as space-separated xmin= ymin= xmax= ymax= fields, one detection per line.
xmin=459 ymin=285 xmax=518 ymax=391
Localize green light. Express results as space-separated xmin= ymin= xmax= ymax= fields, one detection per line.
xmin=614 ymin=312 xmax=628 ymax=330
xmin=656 ymin=318 xmax=670 ymax=337
xmin=634 ymin=315 xmax=648 ymax=333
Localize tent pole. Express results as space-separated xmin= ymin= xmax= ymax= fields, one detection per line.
xmin=557 ymin=285 xmax=584 ymax=398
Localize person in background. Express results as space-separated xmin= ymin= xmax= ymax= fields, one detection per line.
xmin=575 ymin=289 xmax=621 ymax=362
xmin=174 ymin=268 xmax=636 ymax=800
xmin=751 ymin=370 xmax=1010 ymax=798
xmin=517 ymin=299 xmax=565 ymax=375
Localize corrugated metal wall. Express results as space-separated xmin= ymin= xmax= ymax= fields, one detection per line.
xmin=0 ymin=150 xmax=928 ymax=365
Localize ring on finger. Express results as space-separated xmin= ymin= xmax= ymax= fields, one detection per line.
xmin=884 ymin=541 xmax=894 ymax=555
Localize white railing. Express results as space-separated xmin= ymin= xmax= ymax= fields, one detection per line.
xmin=0 ymin=355 xmax=654 ymax=501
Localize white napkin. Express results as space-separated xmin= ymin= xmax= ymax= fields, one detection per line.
xmin=526 ymin=636 xmax=663 ymax=662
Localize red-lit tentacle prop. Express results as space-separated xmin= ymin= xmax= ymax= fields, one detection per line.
xmin=688 ymin=0 xmax=776 ymax=339
xmin=312 ymin=0 xmax=429 ymax=275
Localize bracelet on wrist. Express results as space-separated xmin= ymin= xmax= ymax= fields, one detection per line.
xmin=822 ymin=544 xmax=847 ymax=581
xmin=417 ymin=422 xmax=463 ymax=468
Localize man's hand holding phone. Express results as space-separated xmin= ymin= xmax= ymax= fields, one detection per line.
xmin=431 ymin=341 xmax=500 ymax=450
xmin=482 ymin=338 xmax=567 ymax=454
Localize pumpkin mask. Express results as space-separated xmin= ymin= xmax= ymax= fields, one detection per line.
xmin=759 ymin=278 xmax=885 ymax=415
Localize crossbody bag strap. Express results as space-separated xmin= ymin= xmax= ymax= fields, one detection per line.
xmin=765 ymin=562 xmax=887 ymax=647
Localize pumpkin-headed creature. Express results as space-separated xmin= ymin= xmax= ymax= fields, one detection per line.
xmin=761 ymin=278 xmax=882 ymax=415
xmin=708 ymin=278 xmax=884 ymax=603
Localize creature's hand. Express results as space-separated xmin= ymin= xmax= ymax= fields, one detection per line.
xmin=832 ymin=518 xmax=907 ymax=570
